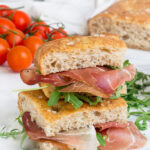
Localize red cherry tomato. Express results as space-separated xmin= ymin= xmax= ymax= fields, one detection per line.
xmin=31 ymin=21 xmax=50 ymax=35
xmin=0 ymin=5 xmax=14 ymax=17
xmin=0 ymin=17 xmax=16 ymax=34
xmin=7 ymin=45 xmax=32 ymax=72
xmin=50 ymin=28 xmax=67 ymax=40
xmin=0 ymin=38 xmax=10 ymax=65
xmin=23 ymin=36 xmax=44 ymax=57
xmin=33 ymin=30 xmax=47 ymax=40
xmin=6 ymin=28 xmax=25 ymax=47
xmin=11 ymin=10 xmax=31 ymax=31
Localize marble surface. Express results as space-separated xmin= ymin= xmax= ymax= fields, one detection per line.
xmin=0 ymin=0 xmax=150 ymax=149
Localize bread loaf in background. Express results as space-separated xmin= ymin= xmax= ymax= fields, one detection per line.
xmin=89 ymin=0 xmax=150 ymax=51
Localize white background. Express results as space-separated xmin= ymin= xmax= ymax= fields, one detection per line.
xmin=0 ymin=0 xmax=150 ymax=149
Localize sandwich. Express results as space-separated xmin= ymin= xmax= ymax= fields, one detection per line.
xmin=18 ymin=35 xmax=147 ymax=150
xmin=88 ymin=0 xmax=150 ymax=51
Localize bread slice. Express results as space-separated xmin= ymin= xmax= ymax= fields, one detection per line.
xmin=89 ymin=0 xmax=150 ymax=51
xmin=18 ymin=90 xmax=128 ymax=137
xmin=39 ymin=82 xmax=127 ymax=98
xmin=34 ymin=35 xmax=127 ymax=75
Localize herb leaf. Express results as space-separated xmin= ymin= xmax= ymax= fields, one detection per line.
xmin=110 ymin=85 xmax=123 ymax=99
xmin=13 ymin=86 xmax=49 ymax=92
xmin=48 ymin=90 xmax=61 ymax=106
xmin=65 ymin=93 xmax=83 ymax=109
xmin=122 ymin=69 xmax=150 ymax=130
xmin=96 ymin=132 xmax=106 ymax=146
xmin=123 ymin=60 xmax=131 ymax=67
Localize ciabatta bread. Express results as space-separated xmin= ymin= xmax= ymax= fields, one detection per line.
xmin=34 ymin=35 xmax=127 ymax=75
xmin=18 ymin=90 xmax=127 ymax=137
xmin=89 ymin=0 xmax=150 ymax=51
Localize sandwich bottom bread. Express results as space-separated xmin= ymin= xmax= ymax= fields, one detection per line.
xmin=18 ymin=90 xmax=147 ymax=150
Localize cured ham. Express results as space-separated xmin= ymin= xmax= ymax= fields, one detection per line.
xmin=22 ymin=112 xmax=99 ymax=150
xmin=97 ymin=121 xmax=147 ymax=150
xmin=20 ymin=65 xmax=136 ymax=95
xmin=22 ymin=113 xmax=147 ymax=150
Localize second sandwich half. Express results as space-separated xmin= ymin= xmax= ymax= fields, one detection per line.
xmin=18 ymin=35 xmax=147 ymax=150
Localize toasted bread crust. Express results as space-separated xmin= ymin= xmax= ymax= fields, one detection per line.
xmin=89 ymin=0 xmax=150 ymax=51
xmin=18 ymin=90 xmax=127 ymax=136
xmin=89 ymin=0 xmax=150 ymax=27
xmin=34 ymin=35 xmax=126 ymax=75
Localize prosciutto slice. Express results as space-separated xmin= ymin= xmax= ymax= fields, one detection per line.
xmin=22 ymin=112 xmax=99 ymax=150
xmin=20 ymin=65 xmax=136 ymax=95
xmin=22 ymin=112 xmax=147 ymax=150
xmin=96 ymin=121 xmax=147 ymax=150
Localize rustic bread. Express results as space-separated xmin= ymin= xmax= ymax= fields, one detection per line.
xmin=18 ymin=90 xmax=128 ymax=137
xmin=34 ymin=35 xmax=127 ymax=75
xmin=89 ymin=0 xmax=150 ymax=51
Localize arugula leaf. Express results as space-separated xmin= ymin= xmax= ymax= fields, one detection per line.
xmin=65 ymin=93 xmax=83 ymax=109
xmin=110 ymin=85 xmax=123 ymax=99
xmin=0 ymin=127 xmax=22 ymax=139
xmin=76 ymin=94 xmax=102 ymax=105
xmin=13 ymin=86 xmax=49 ymax=92
xmin=123 ymin=60 xmax=131 ymax=67
xmin=96 ymin=132 xmax=106 ymax=146
xmin=121 ymin=69 xmax=150 ymax=130
xmin=48 ymin=90 xmax=61 ymax=106
xmin=35 ymin=69 xmax=41 ymax=75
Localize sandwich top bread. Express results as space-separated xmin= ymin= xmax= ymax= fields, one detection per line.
xmin=89 ymin=0 xmax=150 ymax=51
xmin=34 ymin=35 xmax=127 ymax=75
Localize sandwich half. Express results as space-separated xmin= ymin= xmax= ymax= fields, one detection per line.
xmin=89 ymin=0 xmax=150 ymax=51
xmin=18 ymin=35 xmax=147 ymax=149
xmin=20 ymin=35 xmax=135 ymax=101
xmin=18 ymin=90 xmax=146 ymax=150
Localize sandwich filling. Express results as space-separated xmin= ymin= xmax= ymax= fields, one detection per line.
xmin=20 ymin=64 xmax=136 ymax=98
xmin=22 ymin=112 xmax=147 ymax=150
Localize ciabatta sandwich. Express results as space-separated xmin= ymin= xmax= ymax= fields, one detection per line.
xmin=20 ymin=35 xmax=135 ymax=100
xmin=18 ymin=35 xmax=147 ymax=150
xmin=18 ymin=90 xmax=146 ymax=150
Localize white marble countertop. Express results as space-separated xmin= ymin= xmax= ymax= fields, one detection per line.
xmin=0 ymin=0 xmax=150 ymax=149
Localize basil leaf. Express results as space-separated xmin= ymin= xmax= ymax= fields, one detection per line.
xmin=48 ymin=90 xmax=61 ymax=106
xmin=96 ymin=132 xmax=106 ymax=146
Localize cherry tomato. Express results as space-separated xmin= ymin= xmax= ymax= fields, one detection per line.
xmin=11 ymin=10 xmax=31 ymax=31
xmin=31 ymin=21 xmax=50 ymax=35
xmin=7 ymin=45 xmax=32 ymax=72
xmin=0 ymin=5 xmax=14 ymax=17
xmin=0 ymin=17 xmax=15 ymax=34
xmin=6 ymin=28 xmax=25 ymax=47
xmin=50 ymin=28 xmax=67 ymax=40
xmin=0 ymin=38 xmax=10 ymax=65
xmin=33 ymin=30 xmax=47 ymax=40
xmin=23 ymin=36 xmax=44 ymax=57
